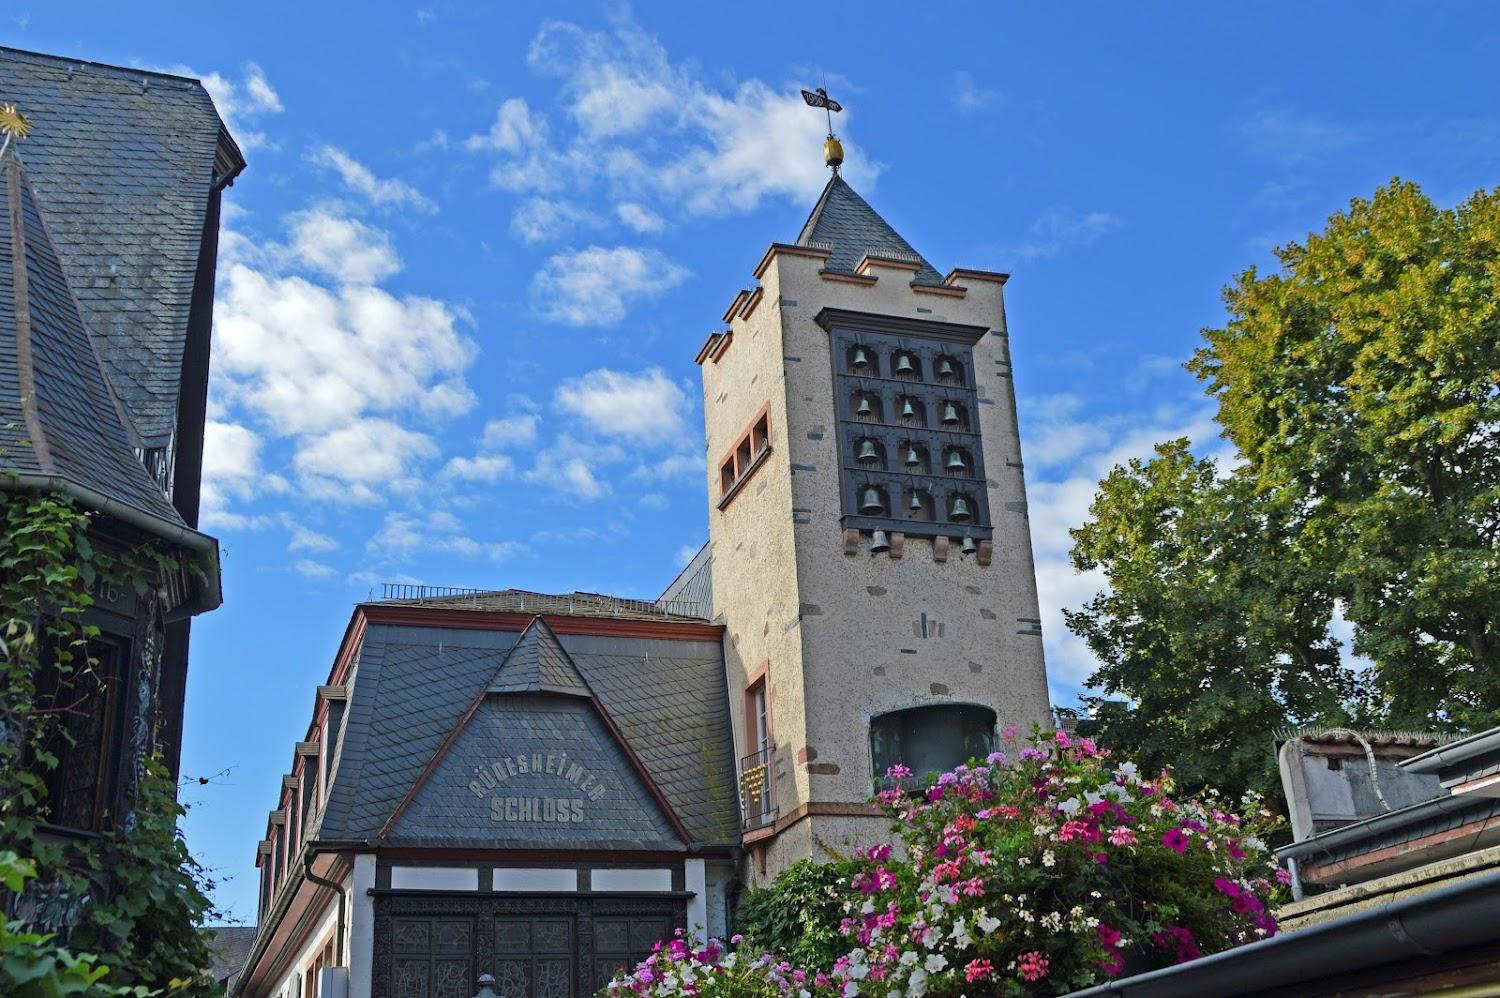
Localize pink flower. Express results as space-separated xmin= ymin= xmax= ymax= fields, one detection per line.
xmin=1054 ymin=730 xmax=1071 ymax=748
xmin=1227 ymin=839 xmax=1246 ymax=860
xmin=1275 ymin=866 xmax=1293 ymax=885
xmin=1017 ymin=950 xmax=1050 ymax=982
xmin=1162 ymin=828 xmax=1190 ymax=853
xmin=1097 ymin=923 xmax=1122 ymax=947
xmin=885 ymin=763 xmax=913 ymax=779
xmin=965 ymin=958 xmax=993 ymax=982
xmin=1002 ymin=723 xmax=1019 ymax=741
xmin=1109 ymin=827 xmax=1138 ymax=847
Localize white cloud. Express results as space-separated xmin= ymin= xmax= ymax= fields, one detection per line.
xmin=465 ymin=17 xmax=879 ymax=220
xmin=998 ymin=209 xmax=1121 ymax=264
xmin=554 ymin=368 xmax=687 ymax=440
xmin=285 ymin=208 xmax=403 ymax=285
xmin=616 ymin=202 xmax=664 ymax=234
xmin=482 ymin=414 xmax=540 ymax=449
xmin=295 ymin=558 xmax=337 ymax=578
xmin=522 ymin=437 xmax=620 ymax=501
xmin=310 ymin=145 xmax=437 ymax=213
xmin=511 ymin=197 xmax=599 ymax=243
xmin=288 ymin=524 xmax=338 ymax=553
xmin=212 ymin=211 xmax=478 ymax=505
xmin=674 ymin=544 xmax=700 ymax=568
xmin=199 ymin=419 xmax=289 ymax=528
xmin=440 ymin=453 xmax=514 ymax=481
xmin=368 ymin=511 xmax=525 ymax=561
xmin=292 ymin=418 xmax=439 ymax=487
xmin=953 ymin=71 xmax=1002 ymax=114
xmin=630 ymin=453 xmax=699 ymax=482
xmin=531 ymin=245 xmax=687 ymax=325
xmin=1240 ymin=110 xmax=1362 ymax=166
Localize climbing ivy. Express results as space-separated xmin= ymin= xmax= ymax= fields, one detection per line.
xmin=0 ymin=491 xmax=221 ymax=994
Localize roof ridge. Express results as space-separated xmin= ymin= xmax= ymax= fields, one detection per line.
xmin=0 ymin=45 xmax=210 ymax=89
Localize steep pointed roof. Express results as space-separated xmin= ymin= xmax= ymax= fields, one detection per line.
xmin=487 ymin=617 xmax=593 ymax=697
xmin=796 ymin=174 xmax=944 ymax=285
xmin=0 ymin=151 xmax=192 ymax=532
xmin=0 ymin=47 xmax=244 ymax=447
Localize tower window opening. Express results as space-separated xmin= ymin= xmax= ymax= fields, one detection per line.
xmin=718 ymin=405 xmax=775 ymax=508
xmin=871 ymin=704 xmax=997 ymax=786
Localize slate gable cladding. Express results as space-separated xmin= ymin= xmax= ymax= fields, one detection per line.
xmin=390 ymin=696 xmax=685 ymax=851
xmin=796 ymin=174 xmax=945 ymax=286
xmin=0 ymin=47 xmax=242 ymax=445
xmin=317 ymin=615 xmax=738 ymax=849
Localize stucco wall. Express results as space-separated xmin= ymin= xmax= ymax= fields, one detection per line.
xmin=704 ymin=250 xmax=1052 ymax=884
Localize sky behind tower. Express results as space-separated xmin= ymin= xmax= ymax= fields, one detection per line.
xmin=10 ymin=1 xmax=1500 ymax=922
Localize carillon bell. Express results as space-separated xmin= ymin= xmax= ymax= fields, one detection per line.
xmin=894 ymin=353 xmax=915 ymax=376
xmin=857 ymin=438 xmax=880 ymax=464
xmin=960 ymin=535 xmax=978 ymax=555
xmin=852 ymin=347 xmax=871 ymax=370
xmin=941 ymin=402 xmax=961 ymax=426
xmin=901 ymin=398 xmax=917 ymax=419
xmin=937 ymin=357 xmax=956 ymax=379
xmin=909 ymin=492 xmax=925 ymax=512
xmin=949 ymin=496 xmax=972 ymax=522
xmin=859 ymin=487 xmax=885 ymax=514
xmin=856 ymin=395 xmax=874 ymax=417
xmin=946 ymin=450 xmax=967 ymax=472
xmin=869 ymin=530 xmax=891 ymax=553
xmin=904 ymin=445 xmax=923 ymax=468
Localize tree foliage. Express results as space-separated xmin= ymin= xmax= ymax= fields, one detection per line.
xmin=736 ymin=858 xmax=863 ymax=972
xmin=0 ymin=492 xmax=220 ymax=993
xmin=1068 ymin=179 xmax=1500 ymax=787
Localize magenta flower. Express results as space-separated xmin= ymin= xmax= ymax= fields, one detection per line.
xmin=1162 ymin=828 xmax=1190 ymax=853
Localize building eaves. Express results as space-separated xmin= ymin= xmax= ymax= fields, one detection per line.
xmin=1275 ymin=790 xmax=1498 ymax=865
xmin=1400 ymin=725 xmax=1500 ymax=776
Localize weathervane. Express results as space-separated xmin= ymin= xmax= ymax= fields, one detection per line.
xmin=800 ymin=86 xmax=844 ymax=174
xmin=0 ymin=102 xmax=32 ymax=162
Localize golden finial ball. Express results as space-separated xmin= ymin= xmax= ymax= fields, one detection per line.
xmin=823 ymin=136 xmax=844 ymax=169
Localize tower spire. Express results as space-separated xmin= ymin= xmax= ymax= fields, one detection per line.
xmin=800 ymin=86 xmax=844 ymax=174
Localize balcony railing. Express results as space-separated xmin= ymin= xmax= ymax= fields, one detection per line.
xmin=739 ymin=746 xmax=777 ymax=832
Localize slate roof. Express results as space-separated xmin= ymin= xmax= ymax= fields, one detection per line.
xmin=203 ymin=925 xmax=258 ymax=988
xmin=0 ymin=47 xmax=243 ymax=446
xmin=796 ymin=174 xmax=945 ymax=286
xmin=488 ymin=617 xmax=593 ymax=697
xmin=0 ymin=151 xmax=187 ymax=529
xmin=314 ymin=614 xmax=738 ymax=849
xmin=657 ymin=541 xmax=713 ymax=618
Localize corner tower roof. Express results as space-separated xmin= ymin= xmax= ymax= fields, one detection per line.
xmin=795 ymin=174 xmax=944 ymax=286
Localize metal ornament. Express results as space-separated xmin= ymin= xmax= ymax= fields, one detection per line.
xmin=869 ymin=530 xmax=891 ymax=554
xmin=801 ymin=86 xmax=845 ymax=173
xmin=860 ymin=487 xmax=884 ymax=514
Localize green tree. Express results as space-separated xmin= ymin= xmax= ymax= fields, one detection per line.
xmin=1193 ymin=180 xmax=1500 ymax=728
xmin=1067 ymin=180 xmax=1500 ymax=779
xmin=1066 ymin=440 xmax=1358 ymax=802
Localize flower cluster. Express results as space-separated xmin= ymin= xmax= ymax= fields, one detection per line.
xmin=819 ymin=727 xmax=1286 ymax=995
xmin=603 ymin=728 xmax=1286 ymax=997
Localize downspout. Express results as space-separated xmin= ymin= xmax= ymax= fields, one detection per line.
xmin=303 ymin=857 xmax=347 ymax=965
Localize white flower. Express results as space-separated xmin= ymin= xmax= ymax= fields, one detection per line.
xmin=842 ymin=983 xmax=859 ymax=997
xmin=862 ymin=899 xmax=876 ymax=914
xmin=1058 ymin=797 xmax=1083 ymax=815
xmin=1017 ymin=856 xmax=1031 ymax=866
xmin=977 ymin=913 xmax=1001 ymax=934
xmin=907 ymin=968 xmax=929 ymax=996
xmin=1084 ymin=791 xmax=1103 ymax=806
xmin=1042 ymin=850 xmax=1056 ymax=868
xmin=900 ymin=950 xmax=919 ymax=967
xmin=848 ymin=962 xmax=870 ymax=981
xmin=1117 ymin=761 xmax=1139 ymax=782
xmin=1245 ymin=836 xmax=1267 ymax=851
xmin=925 ymin=954 xmax=948 ymax=972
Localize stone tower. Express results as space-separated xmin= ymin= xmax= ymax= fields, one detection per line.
xmin=693 ymin=166 xmax=1052 ymax=881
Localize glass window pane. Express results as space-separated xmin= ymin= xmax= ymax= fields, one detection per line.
xmin=870 ymin=705 xmax=996 ymax=782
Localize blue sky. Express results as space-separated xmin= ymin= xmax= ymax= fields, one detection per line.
xmin=13 ymin=1 xmax=1500 ymax=924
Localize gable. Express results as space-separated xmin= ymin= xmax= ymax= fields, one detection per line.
xmin=387 ymin=695 xmax=685 ymax=851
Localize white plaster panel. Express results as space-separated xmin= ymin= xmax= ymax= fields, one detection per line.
xmin=390 ymin=866 xmax=479 ymax=891
xmin=492 ymin=867 xmax=576 ymax=892
xmin=590 ymin=867 xmax=673 ymax=892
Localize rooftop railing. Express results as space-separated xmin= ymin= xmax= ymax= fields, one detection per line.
xmin=377 ymin=583 xmax=703 ymax=620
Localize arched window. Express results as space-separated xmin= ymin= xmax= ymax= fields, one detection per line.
xmin=870 ymin=704 xmax=996 ymax=784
